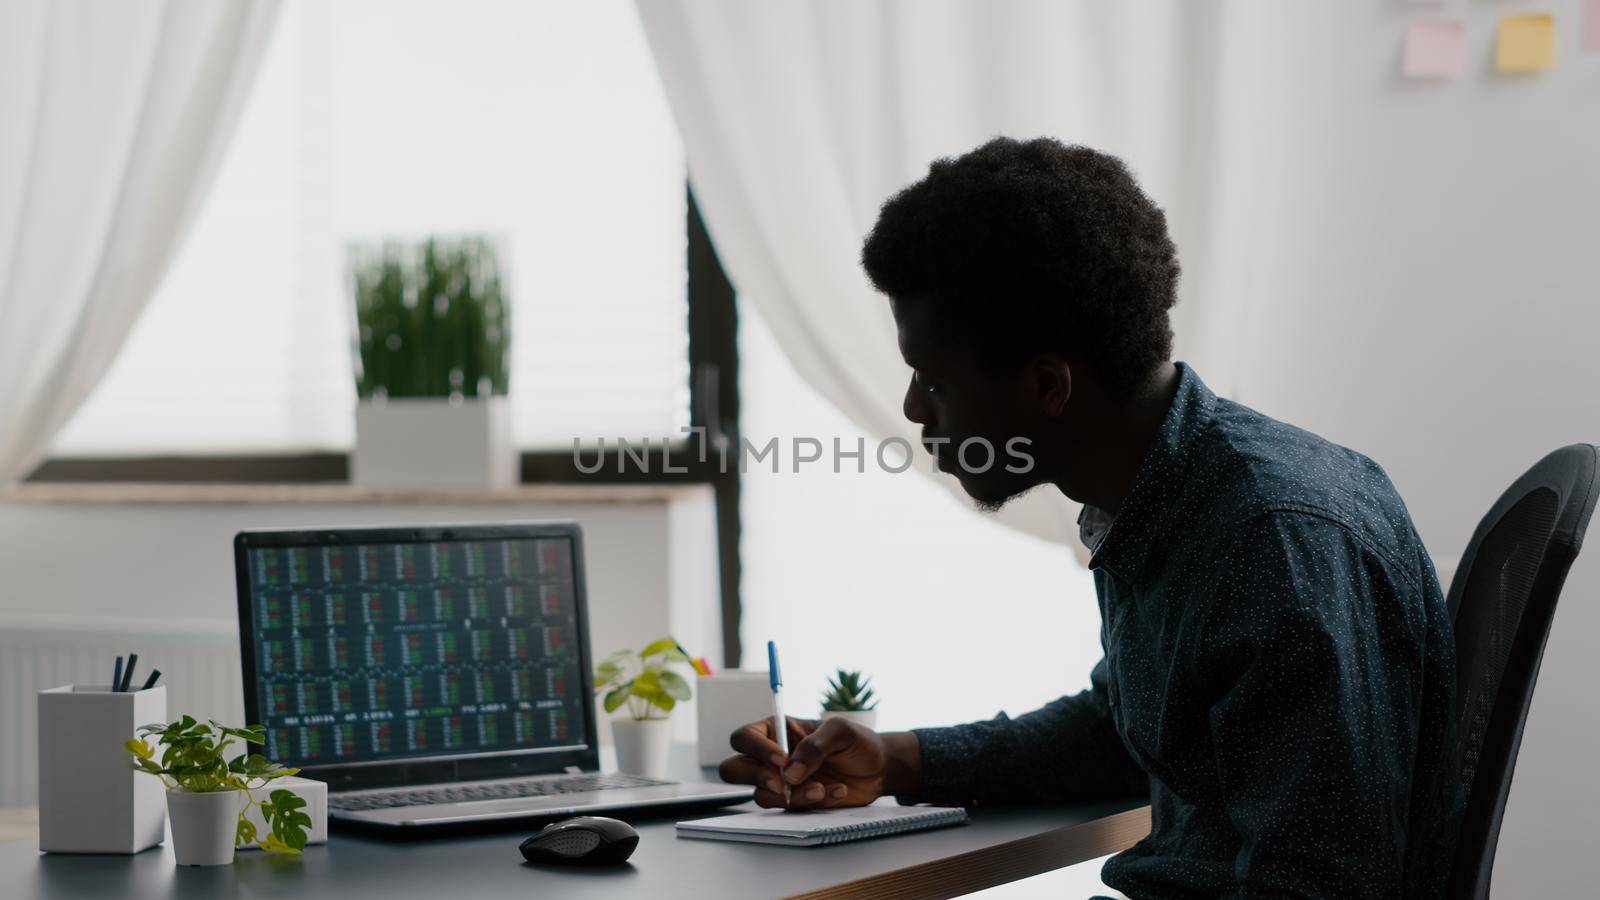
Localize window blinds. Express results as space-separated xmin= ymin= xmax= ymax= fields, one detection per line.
xmin=54 ymin=0 xmax=688 ymax=456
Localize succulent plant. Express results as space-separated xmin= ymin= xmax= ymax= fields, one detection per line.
xmin=350 ymin=235 xmax=509 ymax=400
xmin=820 ymin=669 xmax=878 ymax=712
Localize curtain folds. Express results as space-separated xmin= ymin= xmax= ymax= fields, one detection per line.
xmin=0 ymin=0 xmax=282 ymax=482
xmin=635 ymin=0 xmax=1263 ymax=552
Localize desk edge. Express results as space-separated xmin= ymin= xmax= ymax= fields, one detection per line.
xmin=786 ymin=804 xmax=1152 ymax=900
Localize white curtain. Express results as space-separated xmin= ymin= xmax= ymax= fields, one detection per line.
xmin=635 ymin=0 xmax=1265 ymax=551
xmin=0 ymin=0 xmax=282 ymax=482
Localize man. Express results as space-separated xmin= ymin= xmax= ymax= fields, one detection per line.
xmin=719 ymin=138 xmax=1463 ymax=897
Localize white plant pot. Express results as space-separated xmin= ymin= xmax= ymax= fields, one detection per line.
xmin=821 ymin=709 xmax=878 ymax=730
xmin=611 ymin=718 xmax=673 ymax=779
xmin=353 ymin=396 xmax=515 ymax=487
xmin=166 ymin=789 xmax=242 ymax=866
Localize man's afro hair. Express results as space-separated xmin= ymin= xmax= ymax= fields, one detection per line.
xmin=861 ymin=137 xmax=1180 ymax=396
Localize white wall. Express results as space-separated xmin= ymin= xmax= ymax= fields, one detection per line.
xmin=0 ymin=490 xmax=714 ymax=649
xmin=0 ymin=487 xmax=719 ymax=805
xmin=1219 ymin=2 xmax=1600 ymax=568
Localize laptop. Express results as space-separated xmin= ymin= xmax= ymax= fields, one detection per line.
xmin=233 ymin=520 xmax=751 ymax=829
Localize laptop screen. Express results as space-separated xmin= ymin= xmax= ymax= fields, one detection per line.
xmin=240 ymin=532 xmax=588 ymax=768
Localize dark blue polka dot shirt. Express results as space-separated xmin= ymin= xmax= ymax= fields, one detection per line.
xmin=909 ymin=363 xmax=1464 ymax=898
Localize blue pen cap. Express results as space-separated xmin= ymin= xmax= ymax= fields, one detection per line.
xmin=767 ymin=640 xmax=782 ymax=689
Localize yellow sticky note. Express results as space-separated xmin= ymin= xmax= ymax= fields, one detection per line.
xmin=1496 ymin=13 xmax=1557 ymax=73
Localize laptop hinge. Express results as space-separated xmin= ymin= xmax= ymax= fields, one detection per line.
xmin=564 ymin=766 xmax=583 ymax=775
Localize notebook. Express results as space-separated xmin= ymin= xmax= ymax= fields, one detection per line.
xmin=676 ymin=804 xmax=968 ymax=846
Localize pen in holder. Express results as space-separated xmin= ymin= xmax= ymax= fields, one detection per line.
xmin=38 ymin=684 xmax=167 ymax=853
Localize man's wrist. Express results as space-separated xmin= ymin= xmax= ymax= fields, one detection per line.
xmin=881 ymin=731 xmax=923 ymax=798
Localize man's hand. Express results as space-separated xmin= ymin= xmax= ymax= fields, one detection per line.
xmin=718 ymin=716 xmax=922 ymax=810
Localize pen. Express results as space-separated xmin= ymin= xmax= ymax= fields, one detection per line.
xmin=112 ymin=656 xmax=124 ymax=693
xmin=119 ymin=653 xmax=139 ymax=693
xmin=767 ymin=640 xmax=790 ymax=805
xmin=140 ymin=669 xmax=161 ymax=691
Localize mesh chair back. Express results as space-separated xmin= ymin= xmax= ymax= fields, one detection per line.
xmin=1446 ymin=444 xmax=1597 ymax=899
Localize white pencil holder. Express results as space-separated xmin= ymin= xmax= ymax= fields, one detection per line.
xmin=695 ymin=670 xmax=774 ymax=767
xmin=38 ymin=684 xmax=167 ymax=854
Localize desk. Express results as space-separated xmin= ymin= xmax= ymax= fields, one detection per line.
xmin=3 ymin=760 xmax=1149 ymax=900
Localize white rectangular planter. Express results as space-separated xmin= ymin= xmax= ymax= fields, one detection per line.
xmin=353 ymin=396 xmax=516 ymax=487
xmin=239 ymin=776 xmax=328 ymax=849
xmin=38 ymin=684 xmax=167 ymax=854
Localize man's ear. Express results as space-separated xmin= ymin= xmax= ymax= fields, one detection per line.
xmin=1029 ymin=355 xmax=1073 ymax=417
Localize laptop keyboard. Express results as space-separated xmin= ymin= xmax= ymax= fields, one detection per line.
xmin=329 ymin=772 xmax=675 ymax=812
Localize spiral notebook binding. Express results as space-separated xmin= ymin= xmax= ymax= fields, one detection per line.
xmin=814 ymin=809 xmax=965 ymax=845
xmin=676 ymin=805 xmax=968 ymax=845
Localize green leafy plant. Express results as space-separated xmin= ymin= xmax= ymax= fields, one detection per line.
xmin=821 ymin=669 xmax=878 ymax=712
xmin=124 ymin=716 xmax=311 ymax=856
xmin=351 ymin=235 xmax=509 ymax=400
xmin=594 ymin=637 xmax=694 ymax=720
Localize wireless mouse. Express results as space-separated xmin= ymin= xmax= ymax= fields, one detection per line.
xmin=518 ymin=816 xmax=639 ymax=866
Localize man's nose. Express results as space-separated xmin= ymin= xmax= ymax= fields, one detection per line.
xmin=903 ymin=378 xmax=931 ymax=426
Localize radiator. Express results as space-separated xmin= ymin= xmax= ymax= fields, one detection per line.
xmin=0 ymin=615 xmax=243 ymax=809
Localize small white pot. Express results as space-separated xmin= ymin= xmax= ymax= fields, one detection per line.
xmin=166 ymin=788 xmax=242 ymax=866
xmin=611 ymin=717 xmax=673 ymax=779
xmin=821 ymin=709 xmax=878 ymax=730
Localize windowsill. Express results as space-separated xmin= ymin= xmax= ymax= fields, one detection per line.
xmin=0 ymin=482 xmax=705 ymax=506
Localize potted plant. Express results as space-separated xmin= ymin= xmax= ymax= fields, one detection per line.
xmin=594 ymin=638 xmax=694 ymax=778
xmin=820 ymin=670 xmax=879 ymax=730
xmin=349 ymin=235 xmax=514 ymax=487
xmin=125 ymin=716 xmax=311 ymax=866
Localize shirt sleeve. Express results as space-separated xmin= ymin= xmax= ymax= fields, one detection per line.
xmin=1200 ymin=511 xmax=1425 ymax=897
xmin=904 ymin=657 xmax=1150 ymax=807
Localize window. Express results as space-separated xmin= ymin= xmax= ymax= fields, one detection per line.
xmin=53 ymin=0 xmax=688 ymax=456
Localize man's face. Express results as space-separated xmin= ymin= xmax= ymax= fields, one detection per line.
xmin=890 ymin=298 xmax=1050 ymax=510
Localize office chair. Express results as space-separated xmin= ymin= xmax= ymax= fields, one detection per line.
xmin=1445 ymin=443 xmax=1598 ymax=899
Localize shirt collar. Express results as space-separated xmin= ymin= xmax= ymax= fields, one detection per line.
xmin=1081 ymin=361 xmax=1215 ymax=584
xmin=1077 ymin=503 xmax=1115 ymax=554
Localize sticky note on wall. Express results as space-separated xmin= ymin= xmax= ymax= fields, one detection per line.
xmin=1404 ymin=21 xmax=1466 ymax=79
xmin=1496 ymin=13 xmax=1557 ymax=72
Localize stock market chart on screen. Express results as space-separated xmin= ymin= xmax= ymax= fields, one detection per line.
xmin=245 ymin=536 xmax=584 ymax=766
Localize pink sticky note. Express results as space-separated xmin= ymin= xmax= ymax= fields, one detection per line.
xmin=1404 ymin=20 xmax=1467 ymax=79
xmin=1586 ymin=0 xmax=1600 ymax=52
